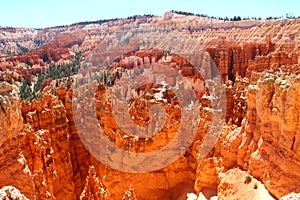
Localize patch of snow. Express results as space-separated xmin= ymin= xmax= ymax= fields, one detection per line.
xmin=186 ymin=192 xmax=197 ymax=200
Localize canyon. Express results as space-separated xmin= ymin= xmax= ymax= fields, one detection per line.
xmin=0 ymin=12 xmax=300 ymax=200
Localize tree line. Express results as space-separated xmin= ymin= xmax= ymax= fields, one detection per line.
xmin=19 ymin=51 xmax=83 ymax=101
xmin=170 ymin=10 xmax=299 ymax=21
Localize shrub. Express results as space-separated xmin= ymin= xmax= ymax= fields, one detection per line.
xmin=244 ymin=175 xmax=252 ymax=184
xmin=254 ymin=182 xmax=258 ymax=189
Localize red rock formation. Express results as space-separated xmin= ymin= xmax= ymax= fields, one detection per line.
xmin=247 ymin=70 xmax=300 ymax=198
xmin=0 ymin=83 xmax=35 ymax=199
xmin=246 ymin=51 xmax=298 ymax=77
xmin=11 ymin=64 xmax=300 ymax=200
xmin=0 ymin=13 xmax=300 ymax=200
xmin=1 ymin=12 xmax=299 ymax=85
xmin=80 ymin=166 xmax=110 ymax=200
xmin=20 ymin=86 xmax=76 ymax=200
xmin=193 ymin=65 xmax=300 ymax=199
xmin=122 ymin=185 xmax=137 ymax=200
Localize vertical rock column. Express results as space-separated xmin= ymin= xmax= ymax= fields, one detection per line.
xmin=21 ymin=86 xmax=76 ymax=200
xmin=0 ymin=82 xmax=34 ymax=199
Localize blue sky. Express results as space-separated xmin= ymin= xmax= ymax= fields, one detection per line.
xmin=1 ymin=0 xmax=299 ymax=28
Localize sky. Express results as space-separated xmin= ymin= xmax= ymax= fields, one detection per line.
xmin=1 ymin=0 xmax=299 ymax=28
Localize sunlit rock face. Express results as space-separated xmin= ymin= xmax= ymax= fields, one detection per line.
xmin=0 ymin=13 xmax=299 ymax=199
xmin=0 ymin=186 xmax=30 ymax=200
xmin=194 ymin=67 xmax=300 ymax=199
